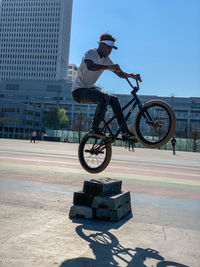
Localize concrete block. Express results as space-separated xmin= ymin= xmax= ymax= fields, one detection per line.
xmin=95 ymin=202 xmax=132 ymax=221
xmin=83 ymin=178 xmax=122 ymax=197
xmin=73 ymin=191 xmax=93 ymax=207
xmin=69 ymin=205 xmax=94 ymax=219
xmin=92 ymin=191 xmax=130 ymax=210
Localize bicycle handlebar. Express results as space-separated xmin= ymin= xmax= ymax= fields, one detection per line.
xmin=125 ymin=77 xmax=140 ymax=93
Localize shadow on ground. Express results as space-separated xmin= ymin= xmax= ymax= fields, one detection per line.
xmin=60 ymin=215 xmax=189 ymax=267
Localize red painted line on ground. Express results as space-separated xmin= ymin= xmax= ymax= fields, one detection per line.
xmin=122 ymin=183 xmax=200 ymax=200
xmin=2 ymin=157 xmax=199 ymax=182
xmin=1 ymin=172 xmax=199 ymax=200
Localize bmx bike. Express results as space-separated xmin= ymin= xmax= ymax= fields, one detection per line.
xmin=78 ymin=77 xmax=176 ymax=173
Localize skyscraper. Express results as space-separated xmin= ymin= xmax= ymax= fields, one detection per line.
xmin=0 ymin=0 xmax=73 ymax=81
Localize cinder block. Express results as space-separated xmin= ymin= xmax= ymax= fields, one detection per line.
xmin=92 ymin=191 xmax=130 ymax=210
xmin=69 ymin=205 xmax=94 ymax=219
xmin=83 ymin=178 xmax=122 ymax=197
xmin=73 ymin=191 xmax=93 ymax=207
xmin=95 ymin=202 xmax=132 ymax=221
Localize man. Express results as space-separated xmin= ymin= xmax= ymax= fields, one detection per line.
xmin=72 ymin=33 xmax=142 ymax=139
xmin=171 ymin=136 xmax=176 ymax=155
xmin=30 ymin=129 xmax=37 ymax=143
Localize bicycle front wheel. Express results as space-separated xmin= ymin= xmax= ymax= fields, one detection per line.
xmin=134 ymin=100 xmax=176 ymax=148
xmin=78 ymin=133 xmax=112 ymax=173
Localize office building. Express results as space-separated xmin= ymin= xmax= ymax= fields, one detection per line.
xmin=0 ymin=0 xmax=73 ymax=136
xmin=0 ymin=0 xmax=73 ymax=81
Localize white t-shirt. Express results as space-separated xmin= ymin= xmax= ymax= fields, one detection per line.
xmin=71 ymin=48 xmax=113 ymax=91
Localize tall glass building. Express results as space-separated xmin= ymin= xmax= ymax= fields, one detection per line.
xmin=0 ymin=0 xmax=73 ymax=81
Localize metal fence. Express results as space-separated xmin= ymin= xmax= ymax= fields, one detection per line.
xmin=0 ymin=128 xmax=199 ymax=152
xmin=45 ymin=129 xmax=200 ymax=153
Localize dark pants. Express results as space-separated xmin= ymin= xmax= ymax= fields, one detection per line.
xmin=72 ymin=87 xmax=128 ymax=133
xmin=30 ymin=136 xmax=36 ymax=143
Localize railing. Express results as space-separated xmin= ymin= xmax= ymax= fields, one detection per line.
xmin=44 ymin=129 xmax=200 ymax=152
xmin=0 ymin=128 xmax=199 ymax=152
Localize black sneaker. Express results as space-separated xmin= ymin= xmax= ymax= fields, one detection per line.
xmin=122 ymin=131 xmax=137 ymax=141
xmin=89 ymin=128 xmax=106 ymax=138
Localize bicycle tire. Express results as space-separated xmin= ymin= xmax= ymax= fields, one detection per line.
xmin=78 ymin=133 xmax=112 ymax=173
xmin=134 ymin=100 xmax=176 ymax=148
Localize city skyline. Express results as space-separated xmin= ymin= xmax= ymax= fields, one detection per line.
xmin=0 ymin=0 xmax=199 ymax=140
xmin=0 ymin=0 xmax=199 ymax=98
xmin=70 ymin=0 xmax=200 ymax=98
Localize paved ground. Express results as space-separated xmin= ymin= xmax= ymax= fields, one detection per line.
xmin=0 ymin=138 xmax=200 ymax=267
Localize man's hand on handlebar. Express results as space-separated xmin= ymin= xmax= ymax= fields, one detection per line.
xmin=109 ymin=64 xmax=142 ymax=82
xmin=128 ymin=73 xmax=142 ymax=82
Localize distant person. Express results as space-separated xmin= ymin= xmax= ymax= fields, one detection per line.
xmin=129 ymin=140 xmax=135 ymax=151
xmin=41 ymin=131 xmax=45 ymax=141
xmin=71 ymin=33 xmax=142 ymax=140
xmin=125 ymin=140 xmax=135 ymax=151
xmin=171 ymin=136 xmax=176 ymax=155
xmin=41 ymin=130 xmax=47 ymax=141
xmin=30 ymin=130 xmax=37 ymax=143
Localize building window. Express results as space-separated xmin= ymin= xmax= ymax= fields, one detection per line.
xmin=6 ymin=84 xmax=19 ymax=90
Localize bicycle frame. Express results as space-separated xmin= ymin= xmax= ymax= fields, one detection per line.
xmin=79 ymin=77 xmax=175 ymax=173
xmin=101 ymin=78 xmax=144 ymax=140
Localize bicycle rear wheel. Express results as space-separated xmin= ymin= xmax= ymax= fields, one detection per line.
xmin=78 ymin=133 xmax=112 ymax=173
xmin=134 ymin=100 xmax=176 ymax=148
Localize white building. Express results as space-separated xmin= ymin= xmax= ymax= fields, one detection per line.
xmin=0 ymin=0 xmax=73 ymax=81
xmin=67 ymin=63 xmax=78 ymax=81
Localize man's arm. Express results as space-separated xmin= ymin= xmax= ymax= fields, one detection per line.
xmin=84 ymin=59 xmax=111 ymax=71
xmin=84 ymin=59 xmax=121 ymax=72
xmin=85 ymin=59 xmax=142 ymax=82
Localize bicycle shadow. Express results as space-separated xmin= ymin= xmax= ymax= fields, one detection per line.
xmin=60 ymin=216 xmax=189 ymax=267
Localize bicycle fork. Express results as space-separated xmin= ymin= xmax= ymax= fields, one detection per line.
xmin=138 ymin=103 xmax=162 ymax=128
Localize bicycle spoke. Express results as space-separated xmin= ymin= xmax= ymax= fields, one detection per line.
xmin=138 ymin=104 xmax=171 ymax=144
xmin=83 ymin=137 xmax=106 ymax=169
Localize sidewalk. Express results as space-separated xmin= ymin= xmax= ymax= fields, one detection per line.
xmin=0 ymin=139 xmax=200 ymax=267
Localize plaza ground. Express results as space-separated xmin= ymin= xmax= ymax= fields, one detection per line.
xmin=0 ymin=139 xmax=200 ymax=267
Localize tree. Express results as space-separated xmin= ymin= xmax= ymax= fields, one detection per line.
xmin=44 ymin=107 xmax=68 ymax=129
xmin=58 ymin=108 xmax=69 ymax=128
xmin=72 ymin=112 xmax=88 ymax=143
xmin=189 ymin=124 xmax=200 ymax=152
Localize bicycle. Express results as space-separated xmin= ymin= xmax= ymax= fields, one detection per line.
xmin=78 ymin=77 xmax=176 ymax=173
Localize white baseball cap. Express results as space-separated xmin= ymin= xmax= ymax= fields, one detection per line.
xmin=99 ymin=40 xmax=118 ymax=50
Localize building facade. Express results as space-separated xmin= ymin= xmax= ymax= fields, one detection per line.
xmin=67 ymin=63 xmax=78 ymax=81
xmin=0 ymin=0 xmax=73 ymax=81
xmin=0 ymin=78 xmax=199 ymax=139
xmin=0 ymin=99 xmax=43 ymax=139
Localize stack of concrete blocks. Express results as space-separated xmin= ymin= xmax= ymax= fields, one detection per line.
xmin=69 ymin=178 xmax=132 ymax=221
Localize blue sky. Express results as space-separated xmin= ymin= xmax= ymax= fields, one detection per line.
xmin=69 ymin=0 xmax=200 ymax=97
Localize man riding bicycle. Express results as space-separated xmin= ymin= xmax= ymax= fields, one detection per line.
xmin=71 ymin=33 xmax=142 ymax=139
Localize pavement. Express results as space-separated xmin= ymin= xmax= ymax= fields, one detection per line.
xmin=0 ymin=138 xmax=200 ymax=267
